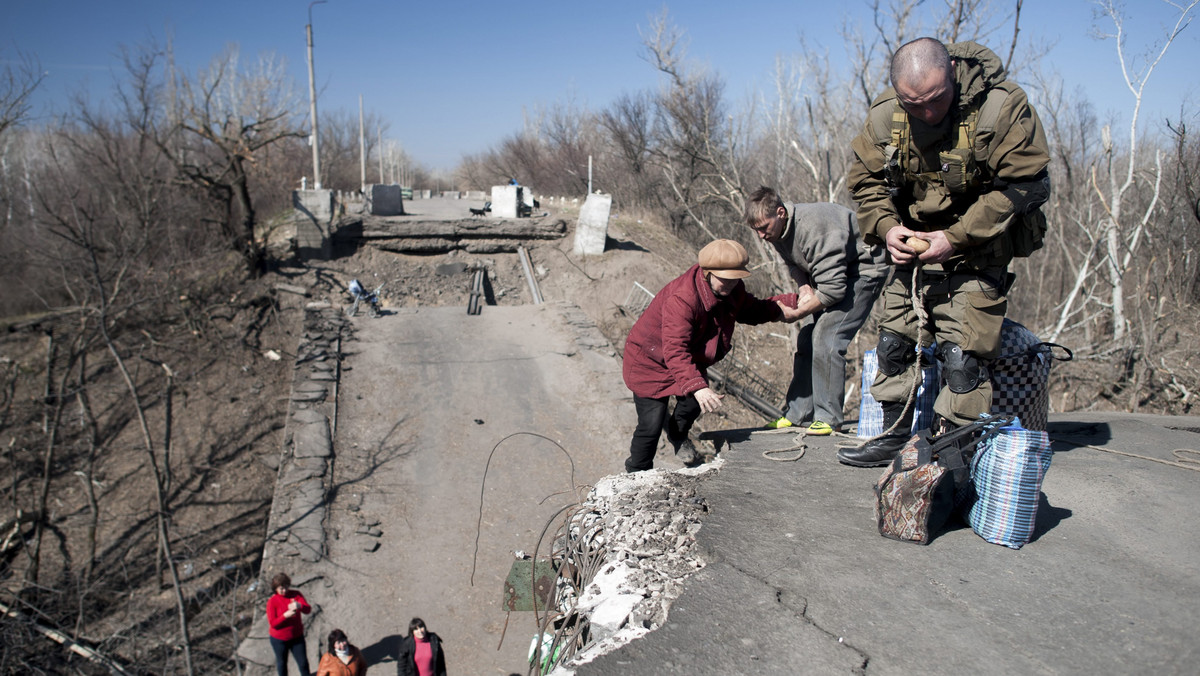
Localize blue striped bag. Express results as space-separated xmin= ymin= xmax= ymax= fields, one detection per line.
xmin=858 ymin=347 xmax=939 ymax=437
xmin=967 ymin=419 xmax=1053 ymax=549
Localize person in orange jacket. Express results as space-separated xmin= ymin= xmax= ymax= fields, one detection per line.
xmin=315 ymin=628 xmax=367 ymax=676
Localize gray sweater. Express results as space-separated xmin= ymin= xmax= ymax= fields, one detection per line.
xmin=771 ymin=202 xmax=889 ymax=308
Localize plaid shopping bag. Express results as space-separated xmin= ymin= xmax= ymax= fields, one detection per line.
xmin=859 ymin=347 xmax=939 ymax=438
xmin=967 ymin=420 xmax=1053 ymax=549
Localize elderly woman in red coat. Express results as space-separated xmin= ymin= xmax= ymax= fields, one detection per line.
xmin=622 ymin=239 xmax=803 ymax=471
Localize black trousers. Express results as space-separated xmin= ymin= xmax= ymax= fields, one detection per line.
xmin=626 ymin=394 xmax=701 ymax=472
xmin=269 ymin=636 xmax=310 ymax=676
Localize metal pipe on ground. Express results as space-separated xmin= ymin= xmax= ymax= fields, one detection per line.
xmin=707 ymin=366 xmax=784 ymax=420
xmin=468 ymin=267 xmax=485 ymax=315
xmin=518 ymin=246 xmax=544 ymax=304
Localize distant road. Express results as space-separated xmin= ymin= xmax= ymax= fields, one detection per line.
xmin=315 ymin=303 xmax=633 ymax=674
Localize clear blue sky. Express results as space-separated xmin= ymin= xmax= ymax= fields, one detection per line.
xmin=5 ymin=0 xmax=1198 ymax=171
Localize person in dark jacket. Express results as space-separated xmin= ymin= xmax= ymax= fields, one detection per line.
xmin=622 ymin=239 xmax=804 ymax=472
xmin=398 ymin=617 xmax=447 ymax=676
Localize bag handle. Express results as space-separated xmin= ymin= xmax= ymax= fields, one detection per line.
xmin=995 ymin=342 xmax=1073 ymax=362
xmin=932 ymin=414 xmax=1015 ymax=483
xmin=931 ymin=414 xmax=1012 ymax=453
xmin=1035 ymin=342 xmax=1073 ymax=362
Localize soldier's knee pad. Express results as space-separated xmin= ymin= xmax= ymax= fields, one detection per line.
xmin=876 ymin=331 xmax=917 ymax=376
xmin=936 ymin=341 xmax=989 ymax=394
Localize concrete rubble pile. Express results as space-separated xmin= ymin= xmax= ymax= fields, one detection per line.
xmin=551 ymin=464 xmax=718 ymax=674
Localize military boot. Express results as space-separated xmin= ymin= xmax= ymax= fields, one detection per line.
xmin=838 ymin=401 xmax=914 ymax=467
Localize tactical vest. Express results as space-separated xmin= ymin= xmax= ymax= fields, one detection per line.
xmin=871 ymin=81 xmax=1046 ymax=258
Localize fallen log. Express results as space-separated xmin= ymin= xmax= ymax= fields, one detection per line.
xmin=0 ymin=597 xmax=136 ymax=676
xmin=0 ymin=509 xmax=39 ymax=555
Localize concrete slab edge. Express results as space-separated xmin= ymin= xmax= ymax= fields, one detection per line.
xmin=236 ymin=301 xmax=347 ymax=669
xmin=541 ymin=465 xmax=721 ymax=675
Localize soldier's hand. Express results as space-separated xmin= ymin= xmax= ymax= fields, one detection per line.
xmin=885 ymin=226 xmax=920 ymax=265
xmin=917 ymin=230 xmax=955 ymax=264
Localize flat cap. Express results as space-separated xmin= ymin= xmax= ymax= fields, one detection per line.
xmin=698 ymin=239 xmax=751 ymax=279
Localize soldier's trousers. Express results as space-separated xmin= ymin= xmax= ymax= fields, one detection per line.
xmin=871 ymin=267 xmax=1007 ymax=426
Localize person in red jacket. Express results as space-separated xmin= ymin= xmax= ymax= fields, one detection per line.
xmin=622 ymin=239 xmax=803 ymax=471
xmin=266 ymin=572 xmax=313 ymax=676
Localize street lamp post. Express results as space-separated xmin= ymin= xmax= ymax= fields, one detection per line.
xmin=306 ymin=0 xmax=327 ymax=189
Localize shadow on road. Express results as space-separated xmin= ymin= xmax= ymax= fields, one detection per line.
xmin=361 ymin=633 xmax=400 ymax=672
xmin=1031 ymin=492 xmax=1073 ymax=542
xmin=1046 ymin=420 xmax=1112 ymax=453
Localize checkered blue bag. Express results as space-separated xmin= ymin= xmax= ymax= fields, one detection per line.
xmin=859 ymin=347 xmax=939 ymax=438
xmin=990 ymin=319 xmax=1071 ymax=432
xmin=967 ymin=419 xmax=1053 ymax=549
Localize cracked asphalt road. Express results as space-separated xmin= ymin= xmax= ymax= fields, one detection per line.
xmin=575 ymin=413 xmax=1200 ymax=675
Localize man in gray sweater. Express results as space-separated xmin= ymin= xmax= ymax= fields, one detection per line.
xmin=744 ymin=187 xmax=889 ymax=434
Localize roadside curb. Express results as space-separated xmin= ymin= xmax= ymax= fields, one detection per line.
xmin=236 ymin=300 xmax=347 ymax=669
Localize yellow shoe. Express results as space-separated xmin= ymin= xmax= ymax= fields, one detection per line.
xmin=765 ymin=416 xmax=794 ymax=429
xmin=806 ymin=421 xmax=834 ymax=436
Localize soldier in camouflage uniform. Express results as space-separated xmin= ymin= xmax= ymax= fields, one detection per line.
xmin=838 ymin=38 xmax=1051 ymax=467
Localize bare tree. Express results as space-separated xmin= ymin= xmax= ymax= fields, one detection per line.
xmin=1048 ymin=0 xmax=1198 ymax=344
xmin=318 ymin=108 xmax=390 ymax=191
xmin=599 ymin=91 xmax=659 ymax=206
xmin=0 ymin=52 xmax=43 ymax=138
xmin=639 ymin=9 xmax=737 ymax=240
xmin=153 ymin=44 xmax=305 ymax=273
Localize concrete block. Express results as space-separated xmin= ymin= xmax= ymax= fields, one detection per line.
xmin=366 ymin=184 xmax=404 ymax=215
xmin=573 ymin=193 xmax=612 ymax=256
xmin=293 ymin=189 xmax=334 ymax=260
xmin=294 ymin=189 xmax=334 ymax=223
xmin=491 ymin=185 xmax=519 ymax=219
xmin=520 ymin=186 xmax=535 ymax=208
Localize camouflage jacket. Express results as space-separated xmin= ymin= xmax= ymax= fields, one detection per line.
xmin=848 ymin=41 xmax=1051 ymax=269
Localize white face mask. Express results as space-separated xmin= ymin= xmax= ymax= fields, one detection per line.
xmin=336 ymin=648 xmax=349 ymax=658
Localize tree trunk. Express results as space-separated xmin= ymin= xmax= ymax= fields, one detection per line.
xmin=230 ymin=158 xmax=263 ymax=274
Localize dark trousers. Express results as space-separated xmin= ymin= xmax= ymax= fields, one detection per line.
xmin=783 ymin=272 xmax=885 ymax=428
xmin=626 ymin=394 xmax=701 ymax=472
xmin=269 ymin=636 xmax=310 ymax=676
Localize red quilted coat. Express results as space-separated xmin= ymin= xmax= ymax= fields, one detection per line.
xmin=623 ymin=265 xmax=793 ymax=399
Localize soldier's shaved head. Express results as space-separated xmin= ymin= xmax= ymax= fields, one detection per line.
xmin=890 ymin=38 xmax=956 ymax=125
xmin=890 ymin=37 xmax=952 ymax=90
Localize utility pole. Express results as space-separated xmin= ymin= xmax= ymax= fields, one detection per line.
xmin=359 ymin=94 xmax=366 ymax=192
xmin=378 ymin=126 xmax=384 ymax=184
xmin=306 ymin=0 xmax=327 ymax=189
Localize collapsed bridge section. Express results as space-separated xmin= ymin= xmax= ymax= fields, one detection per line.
xmin=358 ymin=214 xmax=568 ymax=255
